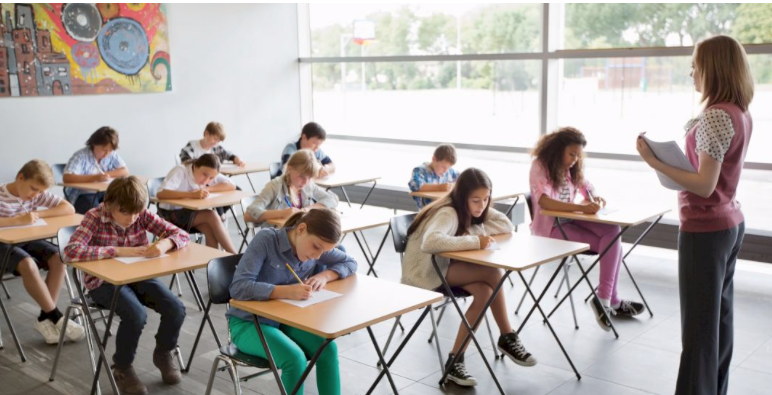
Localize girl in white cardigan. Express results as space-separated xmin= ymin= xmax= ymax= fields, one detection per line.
xmin=403 ymin=168 xmax=536 ymax=387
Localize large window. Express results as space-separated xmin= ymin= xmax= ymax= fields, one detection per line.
xmin=301 ymin=3 xmax=772 ymax=232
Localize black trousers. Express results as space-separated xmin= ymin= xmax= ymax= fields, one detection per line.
xmin=676 ymin=222 xmax=744 ymax=395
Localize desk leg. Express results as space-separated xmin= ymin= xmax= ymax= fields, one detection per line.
xmin=517 ymin=271 xmax=581 ymax=380
xmin=365 ymin=225 xmax=392 ymax=277
xmin=583 ymin=215 xmax=662 ymax=318
xmin=352 ymin=232 xmax=376 ymax=278
xmin=187 ymin=271 xmax=222 ymax=350
xmin=0 ymin=245 xmax=26 ymax=362
xmin=88 ymin=284 xmax=121 ymax=395
xmin=245 ymin=174 xmax=256 ymax=193
xmin=251 ymin=315 xmax=334 ymax=395
xmin=229 ymin=206 xmax=245 ymax=240
xmin=547 ymin=220 xmax=627 ymax=339
xmin=433 ymin=256 xmax=506 ymax=394
xmin=505 ymin=195 xmax=520 ymax=217
xmin=366 ymin=307 xmax=430 ymax=395
xmin=360 ymin=180 xmax=377 ymax=209
xmin=366 ymin=326 xmax=399 ymax=394
xmin=184 ymin=300 xmax=211 ymax=373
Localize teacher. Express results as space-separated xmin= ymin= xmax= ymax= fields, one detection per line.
xmin=636 ymin=35 xmax=754 ymax=395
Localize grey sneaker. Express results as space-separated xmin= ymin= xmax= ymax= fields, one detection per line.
xmin=153 ymin=348 xmax=182 ymax=385
xmin=614 ymin=300 xmax=645 ymax=317
xmin=112 ymin=365 xmax=148 ymax=395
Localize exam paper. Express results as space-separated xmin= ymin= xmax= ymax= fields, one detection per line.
xmin=641 ymin=135 xmax=696 ymax=191
xmin=278 ymin=289 xmax=342 ymax=308
xmin=115 ymin=254 xmax=169 ymax=265
xmin=0 ymin=219 xmax=47 ymax=230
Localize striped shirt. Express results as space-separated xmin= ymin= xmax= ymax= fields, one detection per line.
xmin=64 ymin=147 xmax=126 ymax=204
xmin=179 ymin=139 xmax=236 ymax=163
xmin=63 ymin=204 xmax=190 ymax=290
xmin=0 ymin=184 xmax=63 ymax=218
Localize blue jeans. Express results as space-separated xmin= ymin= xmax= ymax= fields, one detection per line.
xmin=89 ymin=278 xmax=186 ymax=366
xmin=74 ymin=192 xmax=105 ymax=214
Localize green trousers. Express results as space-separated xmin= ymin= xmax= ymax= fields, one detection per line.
xmin=229 ymin=317 xmax=341 ymax=395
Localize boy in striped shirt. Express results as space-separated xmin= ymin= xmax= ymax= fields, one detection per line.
xmin=0 ymin=160 xmax=84 ymax=344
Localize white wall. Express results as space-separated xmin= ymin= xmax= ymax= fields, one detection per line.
xmin=0 ymin=4 xmax=300 ymax=189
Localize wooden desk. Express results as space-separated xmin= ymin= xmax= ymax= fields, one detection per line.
xmin=61 ymin=175 xmax=149 ymax=193
xmin=219 ymin=162 xmax=270 ymax=192
xmin=434 ymin=232 xmax=590 ymax=389
xmin=72 ymin=243 xmax=231 ymax=395
xmin=315 ymin=173 xmax=381 ymax=208
xmin=231 ymin=275 xmax=442 ymax=395
xmin=266 ymin=206 xmax=395 ymax=277
xmin=540 ymin=205 xmax=671 ymax=337
xmin=153 ymin=190 xmax=255 ymax=211
xmin=411 ymin=188 xmax=527 ymax=216
xmin=0 ymin=213 xmax=84 ymax=363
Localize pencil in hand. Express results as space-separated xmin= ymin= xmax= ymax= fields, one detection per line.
xmin=149 ymin=231 xmax=167 ymax=249
xmin=285 ymin=263 xmax=304 ymax=284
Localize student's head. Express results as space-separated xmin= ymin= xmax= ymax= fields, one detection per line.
xmin=14 ymin=159 xmax=55 ymax=201
xmin=299 ymin=122 xmax=326 ymax=152
xmin=283 ymin=149 xmax=319 ymax=190
xmin=692 ymin=35 xmax=754 ymax=111
xmin=104 ymin=176 xmax=148 ymax=228
xmin=431 ymin=144 xmax=457 ymax=177
xmin=202 ymin=121 xmax=226 ymax=149
xmin=283 ymin=208 xmax=342 ymax=261
xmin=186 ymin=153 xmax=221 ymax=186
xmin=532 ymin=126 xmax=587 ymax=190
xmin=408 ymin=168 xmax=493 ymax=238
xmin=86 ymin=126 xmax=119 ymax=161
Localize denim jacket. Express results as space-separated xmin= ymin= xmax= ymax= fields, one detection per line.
xmin=226 ymin=227 xmax=357 ymax=327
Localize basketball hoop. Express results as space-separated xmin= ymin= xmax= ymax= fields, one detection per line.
xmin=353 ymin=20 xmax=375 ymax=46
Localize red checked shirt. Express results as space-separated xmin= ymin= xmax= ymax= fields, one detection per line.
xmin=64 ymin=204 xmax=190 ymax=290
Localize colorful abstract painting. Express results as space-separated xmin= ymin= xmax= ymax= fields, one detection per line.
xmin=0 ymin=3 xmax=171 ymax=97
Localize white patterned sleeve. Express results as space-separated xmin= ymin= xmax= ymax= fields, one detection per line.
xmin=696 ymin=109 xmax=735 ymax=163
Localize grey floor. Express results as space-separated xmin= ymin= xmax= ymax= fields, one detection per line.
xmin=2 ymin=221 xmax=772 ymax=395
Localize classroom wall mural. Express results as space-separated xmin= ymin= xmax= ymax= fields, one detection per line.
xmin=0 ymin=3 xmax=171 ymax=97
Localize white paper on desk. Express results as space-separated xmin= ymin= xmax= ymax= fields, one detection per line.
xmin=1 ymin=219 xmax=47 ymax=230
xmin=115 ymin=254 xmax=168 ymax=265
xmin=641 ymin=135 xmax=696 ymax=191
xmin=598 ymin=207 xmax=618 ymax=215
xmin=205 ymin=192 xmax=223 ymax=198
xmin=220 ymin=164 xmax=241 ymax=171
xmin=485 ymin=240 xmax=501 ymax=250
xmin=278 ymin=289 xmax=342 ymax=308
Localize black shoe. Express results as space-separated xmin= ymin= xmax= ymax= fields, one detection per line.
xmin=614 ymin=300 xmax=645 ymax=317
xmin=590 ymin=296 xmax=614 ymax=331
xmin=497 ymin=331 xmax=537 ymax=367
xmin=444 ymin=354 xmax=477 ymax=387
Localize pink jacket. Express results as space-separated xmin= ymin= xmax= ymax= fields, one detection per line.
xmin=529 ymin=160 xmax=593 ymax=237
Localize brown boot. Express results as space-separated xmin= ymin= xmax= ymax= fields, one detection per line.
xmin=111 ymin=365 xmax=148 ymax=395
xmin=153 ymin=348 xmax=182 ymax=385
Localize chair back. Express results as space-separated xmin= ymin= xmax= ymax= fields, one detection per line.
xmin=390 ymin=213 xmax=416 ymax=254
xmin=207 ymin=254 xmax=244 ymax=304
xmin=57 ymin=226 xmax=78 ymax=258
xmin=52 ymin=163 xmax=69 ymax=200
xmin=146 ymin=177 xmax=165 ymax=200
xmin=269 ymin=162 xmax=282 ymax=179
xmin=525 ymin=192 xmax=534 ymax=222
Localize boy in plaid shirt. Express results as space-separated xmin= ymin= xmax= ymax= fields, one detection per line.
xmin=408 ymin=144 xmax=460 ymax=209
xmin=65 ymin=176 xmax=190 ymax=395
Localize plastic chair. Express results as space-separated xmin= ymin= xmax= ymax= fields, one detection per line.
xmin=203 ymin=255 xmax=274 ymax=395
xmin=268 ymin=162 xmax=282 ymax=179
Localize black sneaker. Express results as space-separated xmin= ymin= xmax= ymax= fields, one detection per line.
xmin=444 ymin=354 xmax=477 ymax=387
xmin=590 ymin=296 xmax=614 ymax=331
xmin=614 ymin=300 xmax=645 ymax=317
xmin=497 ymin=331 xmax=537 ymax=367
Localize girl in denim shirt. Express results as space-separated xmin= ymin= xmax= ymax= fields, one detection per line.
xmin=226 ymin=208 xmax=356 ymax=395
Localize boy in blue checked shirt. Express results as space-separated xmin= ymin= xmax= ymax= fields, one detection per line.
xmin=408 ymin=144 xmax=459 ymax=209
xmin=63 ymin=126 xmax=129 ymax=214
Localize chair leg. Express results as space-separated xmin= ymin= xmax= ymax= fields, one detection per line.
xmin=483 ymin=313 xmax=500 ymax=359
xmin=428 ymin=302 xmax=448 ymax=343
xmin=428 ymin=306 xmax=445 ymax=372
xmin=226 ymin=359 xmax=243 ymax=395
xmin=175 ymin=346 xmax=187 ymax=372
xmin=205 ymin=356 xmax=225 ymax=395
xmin=377 ymin=316 xmax=401 ymax=367
xmin=64 ymin=270 xmax=76 ymax=302
xmin=515 ymin=266 xmax=540 ymax=315
xmin=1 ymin=281 xmax=9 ymax=300
xmin=554 ymin=265 xmax=568 ymax=298
xmin=49 ymin=305 xmax=74 ymax=381
xmin=563 ymin=265 xmax=579 ymax=330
